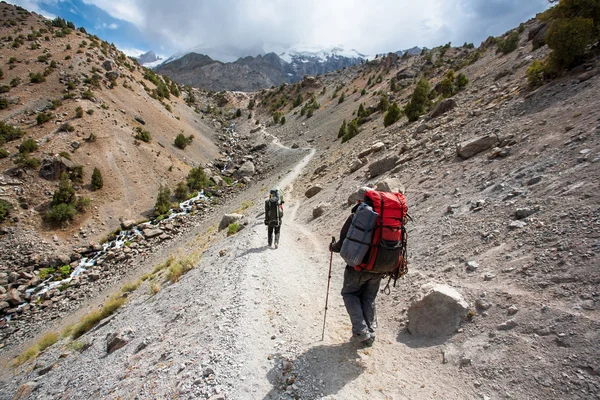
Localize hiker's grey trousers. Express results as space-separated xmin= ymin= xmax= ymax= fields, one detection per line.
xmin=341 ymin=266 xmax=383 ymax=335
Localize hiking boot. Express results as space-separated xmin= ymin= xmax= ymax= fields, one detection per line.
xmin=349 ymin=331 xmax=370 ymax=344
xmin=363 ymin=337 xmax=375 ymax=347
xmin=274 ymin=242 xmax=278 ymax=249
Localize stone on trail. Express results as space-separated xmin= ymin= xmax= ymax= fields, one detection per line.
xmin=407 ymin=284 xmax=469 ymax=338
xmin=218 ymin=214 xmax=244 ymax=231
xmin=312 ymin=203 xmax=330 ymax=219
xmin=305 ymin=185 xmax=323 ymax=199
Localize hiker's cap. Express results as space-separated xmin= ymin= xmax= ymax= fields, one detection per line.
xmin=355 ymin=186 xmax=371 ymax=202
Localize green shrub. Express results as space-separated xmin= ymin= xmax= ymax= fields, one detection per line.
xmin=527 ymin=60 xmax=546 ymax=89
xmin=405 ymin=79 xmax=431 ymax=122
xmin=0 ymin=122 xmax=24 ymax=146
xmin=383 ymin=103 xmax=402 ymax=127
xmin=338 ymin=92 xmax=345 ymax=104
xmin=59 ymin=265 xmax=71 ymax=278
xmin=29 ymin=72 xmax=45 ymax=83
xmin=377 ymin=96 xmax=389 ymax=112
xmin=0 ymin=98 xmax=8 ymax=110
xmin=10 ymin=77 xmax=21 ymax=88
xmin=337 ymin=119 xmax=347 ymax=138
xmin=547 ymin=16 xmax=595 ymax=70
xmin=14 ymin=154 xmax=41 ymax=169
xmin=0 ymin=199 xmax=12 ymax=223
xmin=70 ymin=165 xmax=84 ymax=183
xmin=81 ymin=90 xmax=94 ymax=100
xmin=0 ymin=148 xmax=9 ymax=158
xmin=187 ymin=166 xmax=208 ymax=190
xmin=497 ymin=31 xmax=520 ymax=55
xmin=134 ymin=127 xmax=151 ymax=143
xmin=341 ymin=119 xmax=360 ymax=143
xmin=456 ymin=73 xmax=469 ymax=89
xmin=154 ymin=184 xmax=172 ymax=215
xmin=51 ymin=173 xmax=76 ymax=207
xmin=18 ymin=138 xmax=38 ymax=153
xmin=59 ymin=151 xmax=71 ymax=160
xmin=174 ymin=133 xmax=193 ymax=149
xmin=174 ymin=181 xmax=189 ymax=201
xmin=36 ymin=112 xmax=53 ymax=125
xmin=91 ymin=167 xmax=103 ymax=190
xmin=39 ymin=267 xmax=55 ymax=280
xmin=46 ymin=202 xmax=77 ymax=224
xmin=227 ymin=223 xmax=240 ymax=236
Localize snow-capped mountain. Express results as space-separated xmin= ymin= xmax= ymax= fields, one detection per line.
xmin=153 ymin=44 xmax=367 ymax=92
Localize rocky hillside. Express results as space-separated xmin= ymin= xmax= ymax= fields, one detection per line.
xmin=155 ymin=49 xmax=365 ymax=92
xmin=0 ymin=3 xmax=599 ymax=400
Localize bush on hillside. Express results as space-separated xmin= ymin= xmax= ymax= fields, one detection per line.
xmin=18 ymin=138 xmax=38 ymax=154
xmin=547 ymin=17 xmax=595 ymax=70
xmin=341 ymin=119 xmax=360 ymax=143
xmin=496 ymin=31 xmax=520 ymax=55
xmin=174 ymin=133 xmax=194 ymax=149
xmin=405 ymin=79 xmax=431 ymax=122
xmin=36 ymin=112 xmax=53 ymax=125
xmin=338 ymin=119 xmax=347 ymax=139
xmin=0 ymin=199 xmax=12 ymax=223
xmin=154 ymin=184 xmax=172 ymax=215
xmin=91 ymin=167 xmax=103 ymax=191
xmin=134 ymin=127 xmax=151 ymax=143
xmin=383 ymin=103 xmax=402 ymax=127
xmin=174 ymin=181 xmax=189 ymax=201
xmin=187 ymin=166 xmax=209 ymax=191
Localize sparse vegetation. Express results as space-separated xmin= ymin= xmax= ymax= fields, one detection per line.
xmin=91 ymin=167 xmax=103 ymax=191
xmin=383 ymin=102 xmax=402 ymax=127
xmin=227 ymin=223 xmax=241 ymax=236
xmin=71 ymin=296 xmax=127 ymax=339
xmin=154 ymin=184 xmax=172 ymax=215
xmin=0 ymin=199 xmax=12 ymax=223
xmin=174 ymin=133 xmax=194 ymax=149
xmin=36 ymin=112 xmax=53 ymax=125
xmin=18 ymin=138 xmax=38 ymax=153
xmin=134 ymin=127 xmax=151 ymax=143
xmin=405 ymin=79 xmax=431 ymax=122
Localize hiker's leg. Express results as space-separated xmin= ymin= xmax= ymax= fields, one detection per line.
xmin=359 ymin=273 xmax=383 ymax=334
xmin=274 ymin=225 xmax=280 ymax=245
xmin=268 ymin=225 xmax=273 ymax=246
xmin=341 ymin=267 xmax=369 ymax=335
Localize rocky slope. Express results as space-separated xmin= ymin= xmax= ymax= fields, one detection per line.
xmin=0 ymin=5 xmax=599 ymax=400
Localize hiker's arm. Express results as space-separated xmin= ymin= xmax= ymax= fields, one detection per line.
xmin=331 ymin=215 xmax=353 ymax=253
xmin=264 ymin=201 xmax=268 ymax=224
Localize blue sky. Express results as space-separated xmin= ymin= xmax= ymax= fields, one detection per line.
xmin=6 ymin=0 xmax=553 ymax=62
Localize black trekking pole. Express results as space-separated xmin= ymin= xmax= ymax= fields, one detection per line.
xmin=321 ymin=236 xmax=336 ymax=341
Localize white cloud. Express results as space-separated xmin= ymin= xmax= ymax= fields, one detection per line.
xmin=7 ymin=0 xmax=553 ymax=60
xmin=81 ymin=0 xmax=144 ymax=26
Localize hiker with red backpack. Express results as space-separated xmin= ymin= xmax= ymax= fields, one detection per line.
xmin=264 ymin=187 xmax=284 ymax=248
xmin=329 ymin=186 xmax=408 ymax=346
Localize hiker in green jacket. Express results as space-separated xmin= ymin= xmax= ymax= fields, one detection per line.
xmin=264 ymin=188 xmax=284 ymax=248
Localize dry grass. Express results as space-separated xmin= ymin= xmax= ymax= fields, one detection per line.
xmin=121 ymin=281 xmax=140 ymax=293
xmin=165 ymin=257 xmax=195 ymax=283
xmin=149 ymin=281 xmax=161 ymax=295
xmin=153 ymin=256 xmax=174 ymax=274
xmin=12 ymin=332 xmax=59 ymax=367
xmin=71 ymin=296 xmax=127 ymax=339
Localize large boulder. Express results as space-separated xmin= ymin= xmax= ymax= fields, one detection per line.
xmin=368 ymin=155 xmax=399 ymax=178
xmin=38 ymin=156 xmax=76 ymax=181
xmin=305 ymin=185 xmax=323 ymax=199
xmin=429 ymin=98 xmax=457 ymax=119
xmin=457 ymin=135 xmax=498 ymax=159
xmin=106 ymin=329 xmax=134 ymax=355
xmin=375 ymin=178 xmax=405 ymax=194
xmin=219 ymin=214 xmax=244 ymax=231
xmin=210 ymin=175 xmax=225 ymax=187
xmin=312 ymin=203 xmax=330 ymax=219
xmin=234 ymin=161 xmax=255 ymax=179
xmin=407 ymin=284 xmax=469 ymax=338
xmin=349 ymin=158 xmax=368 ymax=173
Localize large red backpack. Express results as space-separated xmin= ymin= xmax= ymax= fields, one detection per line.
xmin=357 ymin=190 xmax=408 ymax=285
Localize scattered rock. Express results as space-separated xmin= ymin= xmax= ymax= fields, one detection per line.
xmin=305 ymin=185 xmax=323 ymax=199
xmin=407 ymin=284 xmax=469 ymax=338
